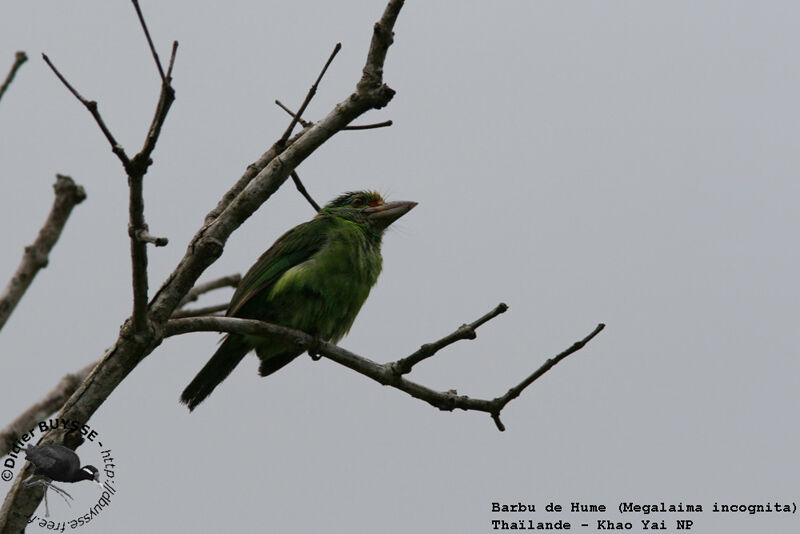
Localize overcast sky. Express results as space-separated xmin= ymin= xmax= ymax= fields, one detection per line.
xmin=1 ymin=1 xmax=798 ymax=532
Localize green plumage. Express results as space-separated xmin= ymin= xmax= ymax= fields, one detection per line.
xmin=181 ymin=191 xmax=416 ymax=411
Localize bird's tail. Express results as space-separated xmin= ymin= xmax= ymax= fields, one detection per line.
xmin=257 ymin=350 xmax=301 ymax=377
xmin=180 ymin=335 xmax=250 ymax=411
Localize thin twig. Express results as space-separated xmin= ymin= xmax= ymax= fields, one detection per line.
xmin=166 ymin=41 xmax=179 ymax=79
xmin=275 ymin=100 xmax=311 ymax=127
xmin=391 ymin=303 xmax=508 ymax=374
xmin=0 ymin=175 xmax=86 ymax=334
xmin=137 ymin=56 xmax=177 ymax=159
xmin=164 ymin=314 xmax=604 ymax=432
xmin=291 ymin=171 xmax=321 ymax=212
xmin=0 ymin=51 xmax=28 ymax=104
xmin=343 ymin=120 xmax=393 ymax=130
xmin=276 ymin=100 xmax=392 ymax=131
xmin=493 ymin=323 xmax=606 ymax=409
xmin=171 ymin=304 xmax=228 ymax=318
xmin=178 ymin=274 xmax=241 ymax=307
xmin=279 ymin=43 xmax=342 ymax=144
xmin=0 ymin=363 xmax=95 ymax=458
xmin=41 ymin=54 xmax=131 ymax=168
xmin=131 ymin=0 xmax=166 ymax=81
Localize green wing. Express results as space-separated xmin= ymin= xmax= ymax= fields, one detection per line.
xmin=227 ymin=215 xmax=332 ymax=317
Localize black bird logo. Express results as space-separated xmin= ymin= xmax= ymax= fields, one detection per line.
xmin=23 ymin=444 xmax=101 ymax=517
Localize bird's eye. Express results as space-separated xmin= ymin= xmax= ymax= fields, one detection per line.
xmin=350 ymin=196 xmax=365 ymax=207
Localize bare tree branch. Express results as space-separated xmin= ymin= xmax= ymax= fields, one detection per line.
xmin=495 ymin=324 xmax=606 ymax=404
xmin=488 ymin=322 xmax=606 ymax=431
xmin=41 ymin=54 xmax=132 ymax=168
xmin=178 ymin=274 xmax=241 ymax=307
xmin=162 ymin=313 xmax=604 ymax=432
xmin=0 ymin=51 xmax=27 ymax=104
xmin=136 ymin=41 xmax=178 ymax=160
xmin=291 ymin=171 xmax=321 ymax=212
xmin=131 ymin=0 xmax=167 ymax=82
xmin=391 ymin=303 xmax=509 ymax=375
xmin=43 ymin=23 xmax=177 ymax=334
xmin=202 ymin=128 xmax=309 ymax=226
xmin=342 ymin=120 xmax=393 ymax=130
xmin=0 ymin=3 xmax=405 ymax=528
xmin=149 ymin=0 xmax=405 ymax=325
xmin=166 ymin=41 xmax=179 ymax=79
xmin=275 ymin=99 xmax=312 ymax=127
xmin=171 ymin=303 xmax=227 ymax=318
xmin=0 ymin=363 xmax=95 ymax=458
xmin=0 ymin=175 xmax=86 ymax=334
xmin=276 ymin=99 xmax=393 ymax=131
xmin=126 ymin=35 xmax=178 ymax=333
xmin=280 ymin=43 xmax=342 ymax=144
xmin=360 ymin=2 xmax=403 ymax=94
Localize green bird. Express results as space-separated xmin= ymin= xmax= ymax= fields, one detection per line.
xmin=180 ymin=190 xmax=417 ymax=411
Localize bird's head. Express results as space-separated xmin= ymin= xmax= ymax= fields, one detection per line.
xmin=321 ymin=191 xmax=417 ymax=232
xmin=80 ymin=465 xmax=102 ymax=486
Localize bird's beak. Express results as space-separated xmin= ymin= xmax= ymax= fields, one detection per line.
xmin=365 ymin=200 xmax=417 ymax=228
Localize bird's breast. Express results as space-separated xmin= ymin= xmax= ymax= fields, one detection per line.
xmin=266 ymin=229 xmax=383 ymax=342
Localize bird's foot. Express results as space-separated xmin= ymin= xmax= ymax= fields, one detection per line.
xmin=46 ymin=482 xmax=74 ymax=502
xmin=25 ymin=479 xmax=74 ymax=518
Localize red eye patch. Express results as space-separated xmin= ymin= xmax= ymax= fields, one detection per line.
xmin=368 ymin=200 xmax=381 ymax=207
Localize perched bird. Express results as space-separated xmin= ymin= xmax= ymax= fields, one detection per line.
xmin=181 ymin=190 xmax=417 ymax=411
xmin=24 ymin=444 xmax=101 ymax=517
xmin=24 ymin=444 xmax=101 ymax=485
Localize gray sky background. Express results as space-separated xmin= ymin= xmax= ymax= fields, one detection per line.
xmin=1 ymin=1 xmax=798 ymax=532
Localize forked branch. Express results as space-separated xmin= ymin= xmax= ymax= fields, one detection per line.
xmin=391 ymin=302 xmax=509 ymax=374
xmin=279 ymin=43 xmax=341 ymax=144
xmin=164 ymin=309 xmax=605 ymax=431
xmin=1 ymin=5 xmax=407 ymax=526
xmin=43 ymin=8 xmax=177 ymax=334
xmin=41 ymin=54 xmax=131 ymax=168
xmin=275 ymin=99 xmax=393 ymax=131
xmin=0 ymin=2 xmax=529 ymax=530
